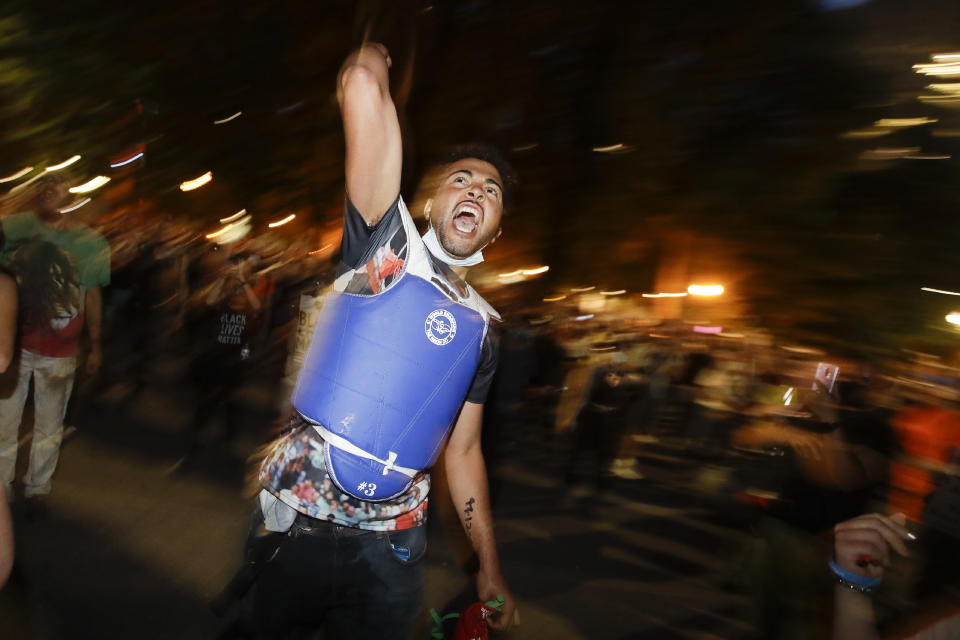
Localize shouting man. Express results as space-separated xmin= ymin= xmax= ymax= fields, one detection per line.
xmin=244 ymin=43 xmax=519 ymax=638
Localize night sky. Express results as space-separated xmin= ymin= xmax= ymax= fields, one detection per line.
xmin=4 ymin=0 xmax=960 ymax=352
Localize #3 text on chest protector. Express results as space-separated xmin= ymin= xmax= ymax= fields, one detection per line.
xmin=291 ymin=274 xmax=487 ymax=501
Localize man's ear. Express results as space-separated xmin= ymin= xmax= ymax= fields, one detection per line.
xmin=489 ymin=227 xmax=502 ymax=244
xmin=423 ymin=198 xmax=433 ymax=220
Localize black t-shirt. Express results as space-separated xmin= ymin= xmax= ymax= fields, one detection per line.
xmin=338 ymin=196 xmax=499 ymax=404
xmin=258 ymin=195 xmax=500 ymax=530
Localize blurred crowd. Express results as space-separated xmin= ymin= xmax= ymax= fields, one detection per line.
xmin=485 ymin=309 xmax=960 ymax=636
xmin=1 ymin=178 xmax=959 ymax=636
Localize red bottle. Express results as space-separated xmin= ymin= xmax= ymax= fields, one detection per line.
xmin=450 ymin=602 xmax=497 ymax=640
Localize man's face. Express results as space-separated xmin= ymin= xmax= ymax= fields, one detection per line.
xmin=38 ymin=181 xmax=69 ymax=216
xmin=425 ymin=158 xmax=504 ymax=259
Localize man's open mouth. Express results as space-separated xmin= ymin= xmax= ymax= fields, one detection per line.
xmin=452 ymin=202 xmax=481 ymax=234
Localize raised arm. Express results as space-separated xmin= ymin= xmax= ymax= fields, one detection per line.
xmin=444 ymin=401 xmax=520 ymax=632
xmin=338 ymin=43 xmax=403 ymax=226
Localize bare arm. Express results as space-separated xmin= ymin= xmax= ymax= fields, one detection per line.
xmin=338 ymin=43 xmax=403 ymax=226
xmin=444 ymin=401 xmax=519 ymax=632
xmin=733 ymin=422 xmax=885 ymax=491
xmin=204 ymin=272 xmax=230 ymax=307
xmin=84 ymin=286 xmax=103 ymax=374
xmin=832 ymin=514 xmax=912 ymax=640
xmin=0 ymin=273 xmax=16 ymax=373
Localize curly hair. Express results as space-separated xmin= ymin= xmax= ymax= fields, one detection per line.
xmin=436 ymin=143 xmax=518 ymax=210
xmin=7 ymin=238 xmax=80 ymax=322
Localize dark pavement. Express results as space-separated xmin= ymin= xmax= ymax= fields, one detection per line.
xmin=1 ymin=361 xmax=762 ymax=639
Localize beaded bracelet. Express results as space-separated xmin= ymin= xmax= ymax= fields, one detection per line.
xmin=829 ymin=557 xmax=882 ymax=594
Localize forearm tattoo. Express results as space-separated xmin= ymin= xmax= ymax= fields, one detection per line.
xmin=463 ymin=497 xmax=476 ymax=539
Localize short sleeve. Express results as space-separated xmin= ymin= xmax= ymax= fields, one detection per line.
xmin=341 ymin=196 xmax=403 ymax=270
xmin=0 ymin=213 xmax=36 ymax=263
xmin=82 ymin=232 xmax=112 ymax=288
xmin=465 ymin=324 xmax=501 ymax=405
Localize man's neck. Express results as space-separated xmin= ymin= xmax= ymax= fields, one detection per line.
xmin=36 ymin=210 xmax=76 ymax=231
xmin=427 ymin=251 xmax=470 ymax=297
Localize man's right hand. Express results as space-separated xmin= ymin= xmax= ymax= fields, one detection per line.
xmin=833 ymin=513 xmax=912 ymax=579
xmin=337 ymin=43 xmax=392 ymax=105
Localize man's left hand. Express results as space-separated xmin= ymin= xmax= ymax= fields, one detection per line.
xmin=477 ymin=566 xmax=520 ymax=632
xmin=85 ymin=344 xmax=102 ymax=375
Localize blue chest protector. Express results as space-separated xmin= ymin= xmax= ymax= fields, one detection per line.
xmin=291 ymin=275 xmax=486 ymax=501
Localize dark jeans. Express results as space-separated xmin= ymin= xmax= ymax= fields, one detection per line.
xmin=244 ymin=519 xmax=427 ymax=639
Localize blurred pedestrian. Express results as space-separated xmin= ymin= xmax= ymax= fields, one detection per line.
xmin=0 ymin=174 xmax=110 ymax=512
xmin=182 ymin=251 xmax=269 ymax=461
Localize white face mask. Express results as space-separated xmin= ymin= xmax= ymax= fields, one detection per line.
xmin=421 ymin=226 xmax=485 ymax=267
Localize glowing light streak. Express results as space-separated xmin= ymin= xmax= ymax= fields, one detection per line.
xmin=874 ymin=118 xmax=937 ymax=127
xmin=205 ymin=224 xmax=233 ymax=239
xmin=841 ymin=128 xmax=892 ymax=139
xmin=109 ymin=152 xmax=144 ymax=168
xmin=68 ymin=176 xmax=110 ymax=193
xmin=58 ymin=198 xmax=91 ymax=213
xmin=601 ymin=289 xmax=626 ymax=296
xmin=861 ymin=148 xmax=920 ymax=160
xmin=180 ymin=172 xmax=212 ymax=191
xmin=574 ymin=314 xmax=594 ymax=321
xmin=9 ymin=173 xmax=43 ymax=194
xmin=922 ymin=287 xmax=960 ymax=296
xmin=644 ymin=292 xmax=689 ymax=298
xmin=781 ymin=345 xmax=822 ymax=354
xmin=688 ymin=284 xmax=725 ymax=296
xmin=498 ymin=270 xmax=524 ymax=279
xmin=521 ymin=266 xmax=549 ymax=275
xmin=569 ymin=286 xmax=596 ymax=293
xmin=542 ymin=295 xmax=567 ymax=302
xmin=277 ymin=101 xmax=304 ymax=114
xmin=946 ymin=313 xmax=960 ymax=326
xmin=45 ymin=155 xmax=81 ymax=172
xmin=927 ymin=83 xmax=960 ymax=94
xmin=920 ymin=95 xmax=960 ymax=103
xmin=0 ymin=167 xmax=33 ymax=183
xmin=904 ymin=154 xmax=951 ymax=160
xmin=932 ymin=53 xmax=960 ymax=62
xmin=913 ymin=60 xmax=960 ymax=76
xmin=693 ymin=325 xmax=723 ymax=334
xmin=214 ymin=111 xmax=242 ymax=125
xmin=220 ymin=209 xmax=247 ymax=223
xmin=512 ymin=143 xmax=538 ymax=152
xmin=914 ymin=62 xmax=960 ymax=71
xmin=308 ymin=244 xmax=333 ymax=255
xmin=268 ymin=213 xmax=296 ymax=228
xmin=592 ymin=143 xmax=625 ymax=153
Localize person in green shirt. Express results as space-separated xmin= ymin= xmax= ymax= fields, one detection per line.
xmin=0 ymin=174 xmax=110 ymax=509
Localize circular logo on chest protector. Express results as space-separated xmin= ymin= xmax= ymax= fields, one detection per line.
xmin=425 ymin=309 xmax=457 ymax=346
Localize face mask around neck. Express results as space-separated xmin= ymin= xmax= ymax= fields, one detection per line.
xmin=421 ymin=226 xmax=484 ymax=267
